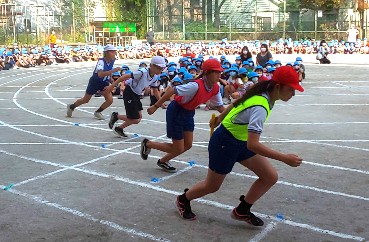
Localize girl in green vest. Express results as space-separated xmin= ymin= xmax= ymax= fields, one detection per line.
xmin=176 ymin=66 xmax=304 ymax=226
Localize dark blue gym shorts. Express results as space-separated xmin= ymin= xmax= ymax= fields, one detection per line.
xmin=86 ymin=78 xmax=110 ymax=95
xmin=166 ymin=101 xmax=195 ymax=140
xmin=208 ymin=124 xmax=256 ymax=175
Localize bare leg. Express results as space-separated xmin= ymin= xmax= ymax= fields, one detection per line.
xmin=185 ymin=169 xmax=226 ymax=200
xmin=98 ymin=89 xmax=113 ymax=111
xmin=73 ymin=93 xmax=92 ymax=108
xmin=147 ymin=131 xmax=193 ymax=163
xmin=117 ymin=111 xmax=142 ymax=130
xmin=239 ymin=155 xmax=278 ymax=204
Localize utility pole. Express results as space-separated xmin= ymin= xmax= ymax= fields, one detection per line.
xmin=182 ymin=0 xmax=185 ymax=40
xmin=283 ymin=0 xmax=286 ymax=39
xmin=72 ymin=2 xmax=75 ymax=42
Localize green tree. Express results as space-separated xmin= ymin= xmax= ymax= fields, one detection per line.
xmin=300 ymin=0 xmax=345 ymax=10
xmin=60 ymin=0 xmax=93 ymax=42
xmin=104 ymin=0 xmax=146 ymax=38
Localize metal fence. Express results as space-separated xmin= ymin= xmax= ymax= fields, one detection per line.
xmin=147 ymin=0 xmax=369 ymax=42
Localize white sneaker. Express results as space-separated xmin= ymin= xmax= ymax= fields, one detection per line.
xmin=94 ymin=111 xmax=105 ymax=120
xmin=66 ymin=104 xmax=73 ymax=117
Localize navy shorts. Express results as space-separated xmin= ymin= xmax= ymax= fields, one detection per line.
xmin=86 ymin=78 xmax=109 ymax=95
xmin=208 ymin=124 xmax=256 ymax=175
xmin=166 ymin=101 xmax=195 ymax=140
xmin=123 ymin=86 xmax=143 ymax=120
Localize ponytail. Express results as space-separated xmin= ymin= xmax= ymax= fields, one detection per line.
xmin=233 ymin=81 xmax=276 ymax=107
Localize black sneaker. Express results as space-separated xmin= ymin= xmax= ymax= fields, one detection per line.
xmin=113 ymin=126 xmax=128 ymax=138
xmin=109 ymin=112 xmax=118 ymax=129
xmin=140 ymin=138 xmax=151 ymax=160
xmin=231 ymin=196 xmax=264 ymax=226
xmin=157 ymin=160 xmax=176 ymax=173
xmin=176 ymin=189 xmax=196 ymax=220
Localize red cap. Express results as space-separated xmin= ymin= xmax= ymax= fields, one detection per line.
xmin=202 ymin=59 xmax=224 ymax=73
xmin=272 ymin=66 xmax=304 ymax=92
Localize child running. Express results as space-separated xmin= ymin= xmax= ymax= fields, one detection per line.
xmin=108 ymin=56 xmax=166 ymax=137
xmin=140 ymin=59 xmax=225 ymax=172
xmin=175 ymin=66 xmax=303 ymax=225
xmin=66 ymin=44 xmax=121 ymax=119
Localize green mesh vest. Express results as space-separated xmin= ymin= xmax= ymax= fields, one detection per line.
xmin=222 ymin=95 xmax=271 ymax=141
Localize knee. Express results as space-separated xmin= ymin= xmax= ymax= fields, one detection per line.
xmin=184 ymin=143 xmax=192 ymax=151
xmin=264 ymin=170 xmax=278 ymax=187
xmin=132 ymin=118 xmax=141 ymax=124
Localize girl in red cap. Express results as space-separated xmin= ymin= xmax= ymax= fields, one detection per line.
xmin=140 ymin=59 xmax=225 ymax=172
xmin=175 ymin=66 xmax=303 ymax=225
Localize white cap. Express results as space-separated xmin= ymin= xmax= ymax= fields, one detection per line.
xmin=151 ymin=56 xmax=166 ymax=68
xmin=104 ymin=44 xmax=117 ymax=52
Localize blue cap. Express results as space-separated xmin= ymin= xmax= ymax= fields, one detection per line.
xmin=293 ymin=61 xmax=300 ymax=66
xmin=6 ymin=51 xmax=12 ymax=56
xmin=220 ymin=55 xmax=226 ymax=60
xmin=228 ymin=66 xmax=239 ymax=73
xmin=112 ymin=71 xmax=121 ymax=76
xmin=121 ymin=64 xmax=130 ymax=70
xmin=247 ymin=72 xmax=259 ymax=79
xmin=139 ymin=61 xmax=147 ymax=66
xmin=125 ymin=70 xmax=132 ymax=74
xmin=189 ymin=65 xmax=197 ymax=70
xmin=168 ymin=62 xmax=177 ymax=67
xmin=296 ymin=57 xmax=302 ymax=61
xmin=178 ymin=67 xmax=187 ymax=74
xmin=172 ymin=77 xmax=183 ymax=84
xmin=160 ymin=72 xmax=169 ymax=78
xmin=274 ymin=60 xmax=282 ymax=64
xmin=235 ymin=56 xmax=241 ymax=60
xmin=238 ymin=67 xmax=247 ymax=75
xmin=242 ymin=61 xmax=250 ymax=66
xmin=183 ymin=72 xmax=194 ymax=81
xmin=286 ymin=62 xmax=292 ymax=66
xmin=230 ymin=64 xmax=239 ymax=69
xmin=267 ymin=67 xmax=276 ymax=73
xmin=265 ymin=60 xmax=275 ymax=66
xmin=168 ymin=66 xmax=177 ymax=72
xmin=255 ymin=65 xmax=263 ymax=71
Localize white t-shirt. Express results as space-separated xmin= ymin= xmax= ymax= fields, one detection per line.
xmin=347 ymin=28 xmax=359 ymax=43
xmin=126 ymin=68 xmax=160 ymax=95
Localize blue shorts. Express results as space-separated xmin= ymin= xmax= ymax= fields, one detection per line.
xmin=166 ymin=101 xmax=195 ymax=140
xmin=208 ymin=124 xmax=256 ymax=175
xmin=86 ymin=78 xmax=109 ymax=95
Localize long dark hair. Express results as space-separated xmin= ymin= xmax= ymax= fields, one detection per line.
xmin=240 ymin=46 xmax=252 ymax=60
xmin=233 ymin=81 xmax=276 ymax=107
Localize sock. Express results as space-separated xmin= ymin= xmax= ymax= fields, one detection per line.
xmin=179 ymin=188 xmax=190 ymax=202
xmin=70 ymin=104 xmax=76 ymax=110
xmin=237 ymin=195 xmax=252 ymax=213
xmin=96 ymin=107 xmax=104 ymax=113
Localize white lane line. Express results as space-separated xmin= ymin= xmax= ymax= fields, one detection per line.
xmin=0 ymin=185 xmax=170 ymax=242
xmin=2 ymin=118 xmax=369 ymax=201
xmin=302 ymin=161 xmax=369 ymax=175
xmin=4 ymin=66 xmax=366 ymax=240
xmin=249 ymin=221 xmax=278 ymax=242
xmin=310 ymin=86 xmax=369 ymax=89
xmin=155 ymin=166 xmax=194 ymax=183
xmin=1 ymin=151 xmax=364 ymax=241
xmin=298 ymin=94 xmax=369 ymax=96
